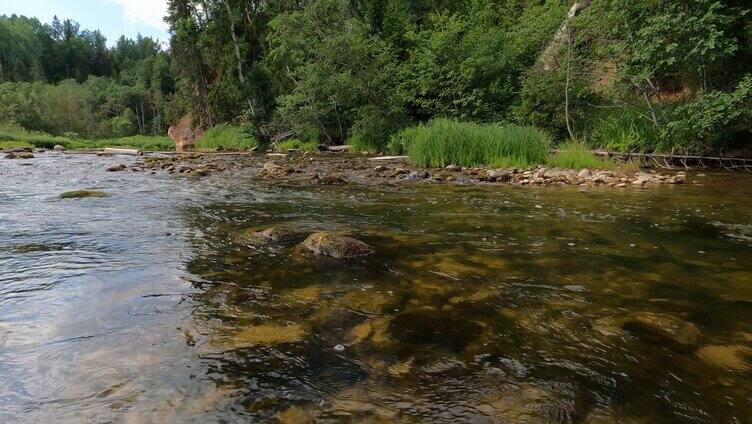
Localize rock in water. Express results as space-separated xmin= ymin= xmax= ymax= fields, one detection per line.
xmin=52 ymin=144 xmax=66 ymax=151
xmin=168 ymin=115 xmax=204 ymax=151
xmin=249 ymin=226 xmax=302 ymax=243
xmin=622 ymin=312 xmax=701 ymax=347
xmin=301 ymin=232 xmax=373 ymax=258
xmin=59 ymin=190 xmax=110 ymax=199
xmin=107 ymin=164 xmax=127 ymax=172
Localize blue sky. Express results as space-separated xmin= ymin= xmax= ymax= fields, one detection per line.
xmin=0 ymin=0 xmax=170 ymax=45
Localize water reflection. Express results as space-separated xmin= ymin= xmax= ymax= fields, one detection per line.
xmin=1 ymin=156 xmax=751 ymax=422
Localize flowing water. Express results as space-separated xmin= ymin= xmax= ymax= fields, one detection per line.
xmin=1 ymin=154 xmax=752 ymax=423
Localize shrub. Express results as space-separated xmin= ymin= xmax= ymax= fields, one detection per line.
xmin=547 ymin=141 xmax=616 ymax=169
xmin=276 ymin=138 xmax=318 ymax=153
xmin=196 ymin=124 xmax=259 ymax=151
xmin=391 ymin=118 xmax=551 ymax=168
xmin=585 ymin=109 xmax=662 ymax=153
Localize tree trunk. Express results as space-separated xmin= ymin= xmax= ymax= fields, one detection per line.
xmin=221 ymin=0 xmax=245 ymax=84
xmin=565 ymin=29 xmax=575 ymax=140
xmin=538 ymin=1 xmax=592 ymax=72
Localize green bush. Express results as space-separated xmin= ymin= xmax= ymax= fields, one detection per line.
xmin=390 ymin=118 xmax=551 ymax=168
xmin=196 ymin=124 xmax=259 ymax=151
xmin=585 ymin=109 xmax=662 ymax=153
xmin=547 ymin=141 xmax=616 ymax=169
xmin=276 ymin=138 xmax=318 ymax=153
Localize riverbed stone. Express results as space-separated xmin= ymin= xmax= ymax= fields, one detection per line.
xmin=301 ymin=232 xmax=373 ymax=258
xmin=622 ymin=312 xmax=701 ymax=347
xmin=59 ymin=190 xmax=110 ymax=199
xmin=477 ymin=384 xmax=567 ymax=423
xmin=107 ymin=163 xmax=127 ymax=172
xmin=53 ymin=144 xmax=66 ymax=151
xmin=226 ymin=323 xmax=306 ymax=348
xmin=246 ymin=225 xmax=303 ymax=244
xmin=696 ymin=345 xmax=752 ymax=371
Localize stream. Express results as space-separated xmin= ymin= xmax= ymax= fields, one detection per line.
xmin=1 ymin=153 xmax=751 ymax=423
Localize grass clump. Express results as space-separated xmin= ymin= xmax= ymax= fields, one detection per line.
xmin=276 ymin=139 xmax=318 ymax=153
xmin=0 ymin=125 xmax=172 ymax=151
xmin=0 ymin=140 xmax=33 ymax=149
xmin=196 ymin=124 xmax=258 ymax=151
xmin=548 ymin=141 xmax=616 ymax=170
xmin=0 ymin=124 xmax=73 ymax=149
xmin=389 ymin=118 xmax=551 ymax=168
xmin=84 ymin=135 xmax=173 ymax=151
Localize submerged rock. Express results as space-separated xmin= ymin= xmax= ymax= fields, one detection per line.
xmin=622 ymin=312 xmax=701 ymax=347
xmin=301 ymin=232 xmax=373 ymax=258
xmin=225 ymin=323 xmax=305 ymax=348
xmin=245 ymin=225 xmax=303 ymax=244
xmin=59 ymin=190 xmax=110 ymax=199
xmin=696 ymin=345 xmax=752 ymax=371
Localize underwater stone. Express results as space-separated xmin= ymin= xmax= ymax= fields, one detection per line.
xmin=59 ymin=190 xmax=110 ymax=199
xmin=622 ymin=312 xmax=701 ymax=347
xmin=301 ymin=232 xmax=373 ymax=258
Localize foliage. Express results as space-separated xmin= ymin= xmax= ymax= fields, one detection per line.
xmin=391 ymin=119 xmax=551 ymax=168
xmin=585 ymin=109 xmax=663 ymax=153
xmin=5 ymin=0 xmax=752 ymax=155
xmin=548 ymin=141 xmax=616 ymax=170
xmin=276 ymin=139 xmax=318 ymax=153
xmin=0 ymin=124 xmax=170 ymax=150
xmin=663 ymin=75 xmax=752 ymax=152
xmin=196 ymin=124 xmax=259 ymax=151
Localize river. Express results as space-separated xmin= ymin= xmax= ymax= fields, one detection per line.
xmin=1 ymin=153 xmax=751 ymax=423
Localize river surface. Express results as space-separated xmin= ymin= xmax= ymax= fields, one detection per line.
xmin=1 ymin=153 xmax=751 ymax=423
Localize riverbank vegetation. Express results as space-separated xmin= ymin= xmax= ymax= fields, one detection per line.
xmin=2 ymin=0 xmax=751 ymax=164
xmin=0 ymin=125 xmax=171 ymax=151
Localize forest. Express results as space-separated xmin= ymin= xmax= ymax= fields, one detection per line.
xmin=1 ymin=0 xmax=751 ymax=158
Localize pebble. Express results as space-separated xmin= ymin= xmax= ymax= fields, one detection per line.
xmin=334 ymin=344 xmax=346 ymax=352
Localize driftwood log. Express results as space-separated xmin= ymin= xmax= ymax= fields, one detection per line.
xmin=102 ymin=148 xmax=143 ymax=156
xmin=591 ymin=150 xmax=752 ymax=171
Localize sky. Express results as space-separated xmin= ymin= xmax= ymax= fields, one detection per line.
xmin=0 ymin=0 xmax=170 ymax=45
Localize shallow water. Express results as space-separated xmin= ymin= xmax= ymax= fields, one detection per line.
xmin=1 ymin=154 xmax=751 ymax=423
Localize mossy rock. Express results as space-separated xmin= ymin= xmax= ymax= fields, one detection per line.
xmin=301 ymin=232 xmax=374 ymax=258
xmin=59 ymin=190 xmax=110 ymax=199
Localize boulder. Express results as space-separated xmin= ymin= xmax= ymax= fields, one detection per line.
xmin=577 ymin=169 xmax=592 ymax=179
xmin=301 ymin=232 xmax=373 ymax=258
xmin=167 ymin=115 xmax=204 ymax=151
xmin=53 ymin=144 xmax=66 ymax=151
xmin=260 ymin=161 xmax=294 ymax=178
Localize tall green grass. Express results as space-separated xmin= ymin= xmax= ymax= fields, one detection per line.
xmin=196 ymin=124 xmax=259 ymax=151
xmin=389 ymin=119 xmax=551 ymax=168
xmin=0 ymin=125 xmax=73 ymax=149
xmin=548 ymin=141 xmax=616 ymax=169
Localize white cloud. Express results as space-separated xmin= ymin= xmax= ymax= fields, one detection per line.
xmin=106 ymin=0 xmax=169 ymax=31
